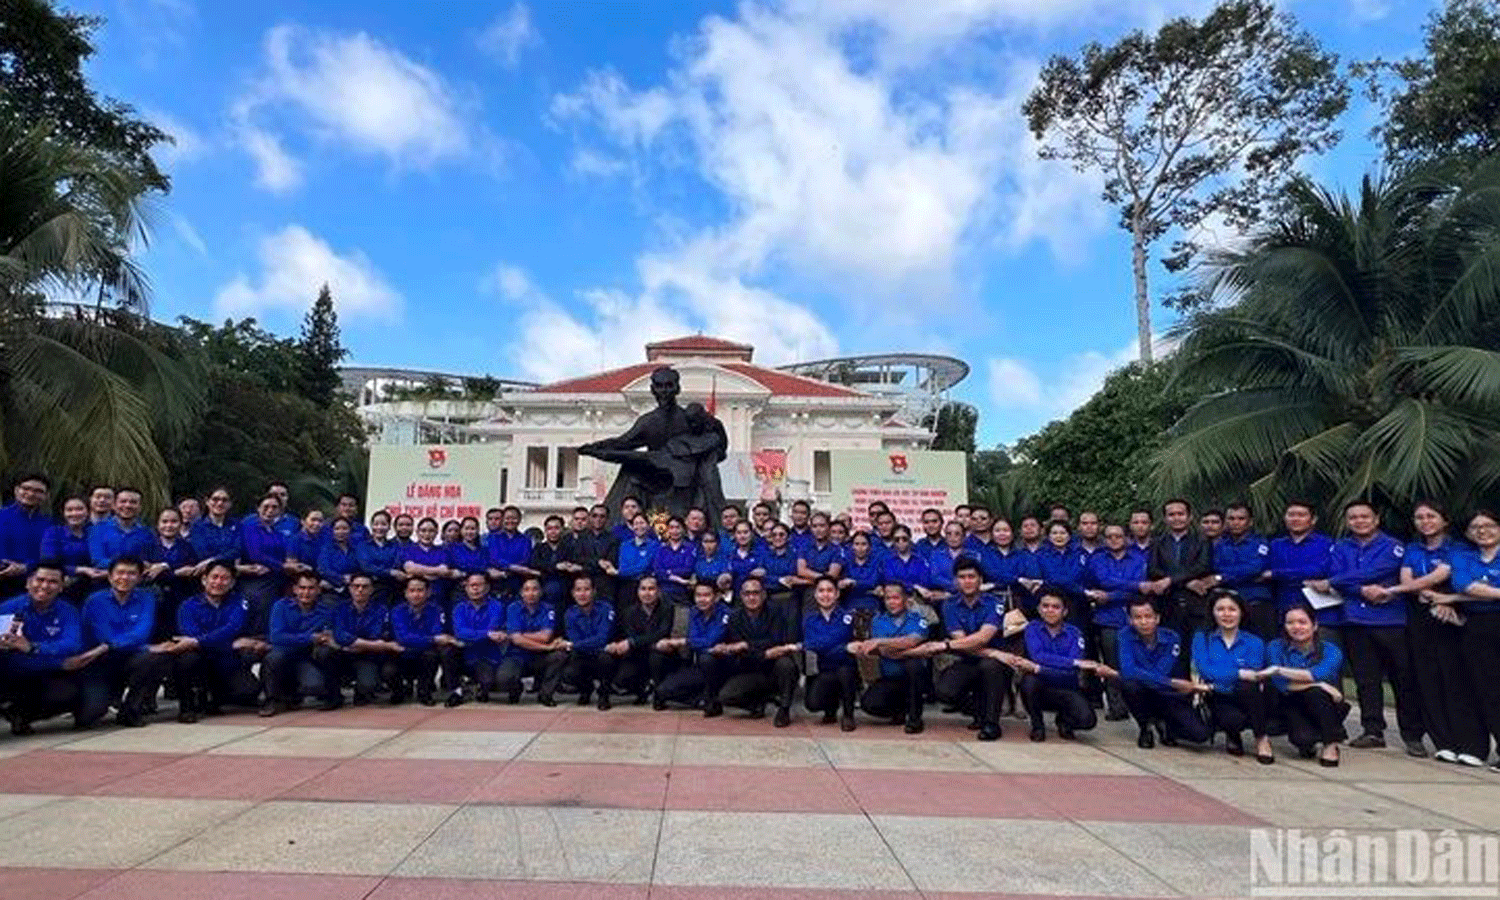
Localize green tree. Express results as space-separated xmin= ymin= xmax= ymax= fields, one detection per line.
xmin=1023 ymin=0 xmax=1348 ymax=359
xmin=1004 ymin=361 xmax=1196 ymax=522
xmin=1357 ymin=0 xmax=1500 ymax=166
xmin=297 ymin=283 xmax=346 ymax=409
xmin=923 ymin=402 xmax=977 ymax=453
xmin=1153 ymin=161 xmax=1500 ymax=523
xmin=0 ymin=0 xmax=171 ymax=192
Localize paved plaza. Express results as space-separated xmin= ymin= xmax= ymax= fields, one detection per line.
xmin=0 ymin=701 xmax=1491 ymax=900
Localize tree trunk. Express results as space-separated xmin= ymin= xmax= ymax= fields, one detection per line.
xmin=1131 ymin=215 xmax=1153 ymax=363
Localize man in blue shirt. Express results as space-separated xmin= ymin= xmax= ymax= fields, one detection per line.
xmin=0 ymin=561 xmax=81 ymax=733
xmin=1116 ymin=597 xmax=1212 ymax=748
xmin=449 ymin=572 xmax=506 ymax=705
xmin=485 ymin=506 xmax=534 ymax=599
xmin=0 ymin=473 xmax=54 ymax=595
xmin=1208 ymin=504 xmax=1274 ymax=638
xmin=171 ymin=561 xmax=260 ymax=721
xmin=1019 ymin=589 xmax=1098 ymax=741
xmin=920 ymin=558 xmax=1012 ymax=740
xmin=787 ymin=500 xmax=815 ymax=556
xmin=332 ymin=573 xmax=400 ymax=705
xmin=854 ymin=582 xmax=930 ymax=733
xmin=653 ymin=581 xmax=732 ymax=711
xmin=86 ymin=487 xmax=149 ymax=572
xmin=914 ymin=508 xmax=945 ymax=560
xmin=539 ymin=575 xmax=618 ymax=709
xmin=1084 ymin=524 xmax=1147 ymax=721
xmin=495 ymin=575 xmax=559 ymax=704
xmin=260 ymin=571 xmax=342 ymax=716
xmin=1312 ymin=501 xmax=1423 ymax=755
xmin=76 ymin=557 xmax=171 ymax=727
xmin=1266 ymin=501 xmax=1336 ymax=628
xmin=390 ymin=575 xmax=463 ymax=706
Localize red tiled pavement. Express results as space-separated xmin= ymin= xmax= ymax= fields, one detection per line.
xmin=663 ymin=764 xmax=861 ymax=813
xmin=409 ymin=708 xmax=561 ymax=731
xmin=1010 ymin=773 xmax=1268 ymax=825
xmin=73 ymin=871 xmax=381 ymax=900
xmin=90 ymin=754 xmax=336 ymax=800
xmin=0 ymin=867 xmax=121 ymax=900
xmin=470 ymin=761 xmax=671 ymax=808
xmin=282 ymin=758 xmax=510 ymax=803
xmin=368 ymin=878 xmax=651 ymax=899
xmin=837 ymin=769 xmax=1061 ymax=819
xmin=2 ymin=751 xmax=183 ymax=794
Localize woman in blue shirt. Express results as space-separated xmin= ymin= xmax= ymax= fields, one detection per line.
xmin=142 ymin=506 xmax=200 ymax=642
xmin=357 ymin=510 xmax=406 ymax=604
xmin=1389 ymin=502 xmax=1485 ymax=766
xmin=653 ymin=516 xmax=697 ymax=607
xmin=837 ymin=531 xmax=882 ymax=615
xmin=726 ymin=521 xmax=766 ymax=596
xmin=978 ymin=519 xmax=1021 ymax=603
xmin=400 ymin=517 xmax=455 ymax=612
xmin=692 ymin=528 xmax=729 ymax=597
xmin=1262 ymin=603 xmax=1348 ymax=766
xmin=1450 ymin=510 xmax=1500 ymax=771
xmin=1191 ymin=590 xmax=1271 ymax=763
xmin=611 ymin=512 xmax=660 ymax=610
xmin=284 ymin=509 xmax=326 ymax=580
xmin=1028 ymin=521 xmax=1087 ymax=622
xmin=446 ymin=517 xmax=490 ymax=581
xmin=317 ymin=517 xmax=361 ymax=602
xmin=40 ymin=497 xmax=96 ymax=602
xmin=927 ymin=521 xmax=974 ymax=599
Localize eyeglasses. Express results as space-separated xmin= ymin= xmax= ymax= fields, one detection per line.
xmin=209 ymin=496 xmax=229 ymax=503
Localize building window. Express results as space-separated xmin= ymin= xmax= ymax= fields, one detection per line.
xmin=813 ymin=450 xmax=831 ymax=493
xmin=525 ymin=447 xmax=547 ymax=489
xmin=499 ymin=468 xmax=509 ymax=504
xmin=556 ymin=448 xmax=579 ymax=489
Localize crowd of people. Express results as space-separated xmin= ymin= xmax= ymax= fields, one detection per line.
xmin=1 ymin=472 xmax=1498 ymax=773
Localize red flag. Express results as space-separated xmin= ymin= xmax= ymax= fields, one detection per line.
xmin=706 ymin=375 xmax=717 ymax=416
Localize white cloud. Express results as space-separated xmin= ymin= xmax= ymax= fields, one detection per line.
xmin=477 ymin=3 xmax=539 ymax=67
xmin=567 ymin=148 xmax=628 ymax=179
xmin=234 ymin=25 xmax=471 ymax=191
xmin=144 ymin=108 xmax=207 ymax=167
xmin=170 ymin=213 xmax=207 ymax=256
xmin=214 ymin=225 xmax=401 ymax=321
xmin=987 ymin=334 xmax=1179 ymax=420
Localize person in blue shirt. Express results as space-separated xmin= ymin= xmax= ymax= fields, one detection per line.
xmin=796 ymin=576 xmax=856 ymax=731
xmin=327 ymin=494 xmax=371 ymax=547
xmin=260 ymin=571 xmax=341 ymax=716
xmin=1388 ymin=502 xmax=1486 ymax=766
xmin=962 ymin=506 xmax=994 ymax=557
xmin=284 ymin=509 xmax=327 ymax=582
xmin=1018 ymin=589 xmax=1098 ymax=742
xmin=485 ymin=505 xmax=533 ymax=600
xmin=1266 ymin=502 xmax=1337 ymax=629
xmin=838 ymin=531 xmax=883 ymax=614
xmin=449 ymin=572 xmax=506 ymax=705
xmin=191 ymin=487 xmax=242 ymax=569
xmin=495 ymin=576 xmax=559 ymax=704
xmin=238 ymin=494 xmax=289 ymax=635
xmin=0 ymin=473 xmax=54 ymax=595
xmin=392 ymin=513 xmax=415 ymax=545
xmin=141 ymin=507 xmax=200 ymax=643
xmin=76 ymin=556 xmax=170 ymax=727
xmin=40 ymin=497 xmax=99 ymax=602
xmin=390 ymin=575 xmax=463 ymax=706
xmin=86 ymin=486 xmax=149 ymax=572
xmin=1074 ymin=511 xmax=1104 ymax=561
xmin=926 ymin=521 xmax=975 ymax=599
xmin=240 ymin=481 xmax=300 ymax=538
xmin=796 ymin=512 xmax=845 ymax=586
xmin=692 ymin=528 xmax=730 ymax=599
xmin=977 ymin=519 xmax=1023 ymax=601
xmin=1191 ymin=590 xmax=1272 ymax=763
xmin=1261 ymin=603 xmax=1349 ymax=766
xmin=653 ymin=581 xmax=733 ymax=711
xmin=538 ymin=575 xmax=618 ymax=709
xmin=652 ymin=517 xmax=698 ymax=608
xmin=1313 ymin=501 xmax=1423 ymax=755
xmin=317 ymin=517 xmax=362 ymax=602
xmin=400 ymin=517 xmax=456 ymax=614
xmin=445 ymin=517 xmax=490 ymax=584
xmin=1084 ymin=524 xmax=1148 ymax=722
xmin=0 ymin=562 xmax=82 ymax=734
xmin=711 ymin=577 xmax=799 ymax=725
xmin=1026 ymin=522 xmax=1088 ymax=624
xmin=684 ymin=507 xmax=710 ymax=547
xmin=914 ymin=508 xmax=945 ymax=560
xmin=760 ymin=522 xmax=800 ymax=602
xmin=725 ymin=520 xmax=767 ymax=595
xmin=854 ymin=582 xmax=931 ymax=733
xmin=879 ymin=526 xmax=935 ymax=603
xmin=603 ymin=575 xmax=675 ymax=704
xmin=920 ymin=557 xmax=1013 ymax=741
xmin=358 ymin=510 xmax=406 ymax=604
xmin=609 ymin=512 xmax=660 ymax=611
xmin=332 ymin=573 xmax=399 ymax=705
xmin=614 ymin=496 xmax=644 ymax=545
xmin=1208 ymin=504 xmax=1274 ymax=639
xmin=1127 ymin=509 xmax=1154 ymax=558
xmin=170 ymin=561 xmax=260 ymax=721
xmin=1450 ymin=510 xmax=1500 ymax=770
xmin=1116 ymin=597 xmax=1212 ymax=749
xmin=787 ymin=500 xmax=815 ymax=557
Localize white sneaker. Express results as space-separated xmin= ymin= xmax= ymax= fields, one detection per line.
xmin=1456 ymin=753 xmax=1486 ymax=768
xmin=1433 ymin=749 xmax=1458 ymax=763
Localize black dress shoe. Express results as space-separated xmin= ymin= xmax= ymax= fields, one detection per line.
xmin=840 ymin=712 xmax=856 ymax=732
xmin=904 ymin=717 xmax=924 ymax=734
xmin=652 ymin=697 xmax=667 ymax=711
xmin=821 ymin=710 xmax=837 ymax=725
xmin=176 ymin=709 xmax=199 ymax=724
xmin=597 ymin=695 xmax=612 ymax=711
xmin=444 ymin=693 xmax=464 ymax=708
xmin=977 ymin=724 xmax=1002 ymax=742
xmin=703 ymin=700 xmax=723 ymax=718
xmin=259 ymin=700 xmax=285 ymax=718
xmin=1225 ymin=733 xmax=1245 ymax=757
xmin=1105 ymin=707 xmax=1130 ymax=722
xmin=773 ymin=706 xmax=791 ymax=728
xmin=1156 ymin=723 xmax=1177 ymax=747
xmin=1349 ymin=732 xmax=1385 ymax=749
xmin=576 ymin=693 xmax=593 ymax=706
xmin=746 ymin=705 xmax=766 ymax=720
xmin=1029 ymin=727 xmax=1046 ymax=742
xmin=538 ymin=695 xmax=557 ymax=707
xmin=1057 ymin=723 xmax=1076 ymax=741
xmin=1137 ymin=729 xmax=1155 ymax=749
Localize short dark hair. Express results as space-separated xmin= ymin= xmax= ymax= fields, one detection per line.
xmin=291 ymin=571 xmax=320 ymax=586
xmin=203 ymin=560 xmax=237 ymax=579
xmin=14 ymin=473 xmax=51 ymax=490
xmin=1127 ymin=596 xmax=1159 ymax=615
xmin=953 ymin=557 xmax=982 ymax=577
xmin=109 ymin=556 xmax=144 ymax=574
xmin=31 ymin=559 xmax=64 ymax=576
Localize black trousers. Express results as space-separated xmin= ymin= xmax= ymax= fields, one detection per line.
xmin=78 ymin=648 xmax=168 ymax=726
xmin=239 ymin=574 xmax=284 ymax=635
xmin=396 ymin=646 xmax=462 ymax=696
xmin=653 ymin=653 xmax=726 ymax=707
xmin=541 ymin=649 xmax=619 ymax=700
xmin=345 ymin=653 xmax=400 ymax=699
xmin=804 ymin=664 xmax=857 ymax=716
xmin=495 ymin=654 xmax=549 ymax=701
xmin=769 ymin=592 xmax=802 ymax=642
xmin=933 ymin=655 xmax=1011 ymax=728
xmin=1408 ymin=604 xmax=1487 ymax=757
xmin=859 ymin=659 xmax=926 ymax=723
xmin=616 ymin=647 xmax=676 ymax=697
xmin=1461 ymin=610 xmax=1500 ymax=757
xmin=1095 ymin=626 xmax=1126 ymax=714
xmin=718 ymin=655 xmax=799 ymax=711
xmin=263 ymin=644 xmax=340 ymax=704
xmin=1279 ymin=687 xmax=1350 ymax=751
xmin=1244 ymin=601 xmax=1279 ymax=642
xmin=172 ymin=649 xmax=261 ymax=709
xmin=1206 ymin=682 xmax=1268 ymax=738
xmin=1176 ymin=597 xmax=1211 ymax=667
xmin=1019 ymin=674 xmax=1097 ymax=732
xmin=1342 ymin=624 xmax=1423 ymax=741
xmin=2 ymin=670 xmax=80 ymax=725
xmin=1120 ymin=681 xmax=1212 ymax=743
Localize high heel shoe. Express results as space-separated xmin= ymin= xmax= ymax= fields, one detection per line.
xmin=1318 ymin=746 xmax=1340 ymax=768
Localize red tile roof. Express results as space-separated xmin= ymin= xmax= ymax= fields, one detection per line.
xmin=530 ymin=360 xmax=867 ymax=399
xmin=530 ymin=363 xmax=658 ymax=395
xmin=646 ymin=335 xmax=754 ymax=357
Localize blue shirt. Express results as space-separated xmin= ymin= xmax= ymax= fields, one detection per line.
xmin=453 ymin=598 xmax=506 ymax=664
xmin=926 ymin=545 xmax=975 ymax=593
xmin=978 ymin=544 xmax=1023 ymax=590
xmin=357 ymin=538 xmax=401 ymax=577
xmin=446 ymin=542 xmax=489 ymax=577
xmin=176 ymin=593 xmax=248 ymax=655
xmin=86 ymin=518 xmax=150 ymax=569
xmin=1214 ymin=533 xmax=1271 ymax=604
xmin=1404 ymin=537 xmax=1461 ymax=584
xmin=332 ymin=600 xmax=389 ymax=646
xmin=686 ymin=601 xmax=731 ymax=652
xmin=726 ymin=546 xmax=766 ymax=591
xmin=240 ymin=511 xmax=298 ymax=539
xmin=39 ymin=525 xmax=91 ymax=576
xmin=1265 ymin=637 xmax=1343 ymax=692
xmin=760 ymin=545 xmax=799 ymax=586
xmin=1085 ymin=550 xmax=1145 ymax=629
xmin=799 ymin=542 xmax=843 ymax=577
xmin=267 ymin=598 xmax=330 ymax=649
xmin=1451 ymin=546 xmax=1500 ymax=614
xmin=1330 ymin=532 xmax=1405 ymax=626
xmin=317 ymin=540 xmax=361 ymax=585
xmin=803 ymin=607 xmax=854 ymax=669
xmin=880 ymin=552 xmax=932 ymax=593
xmin=914 ymin=534 xmax=945 ymax=561
xmin=82 ymin=588 xmax=155 ymax=650
xmin=841 ymin=553 xmax=883 ymax=611
xmin=142 ymin=537 xmax=198 ymax=582
xmin=191 ymin=517 xmax=241 ymax=564
xmin=285 ymin=530 xmax=324 ymax=568
xmin=240 ymin=520 xmax=288 ymax=571
xmin=788 ymin=527 xmax=815 ymax=557
xmin=1023 ymin=620 xmax=1085 ymax=688
xmin=1033 ymin=544 xmax=1087 ymax=597
xmin=869 ymin=608 xmax=926 ymax=677
xmin=1267 ymin=532 xmax=1335 ymax=618
xmin=486 ymin=531 xmax=533 ymax=572
xmin=0 ymin=595 xmax=80 ymax=672
xmin=693 ymin=549 xmax=728 ymax=584
xmin=504 ymin=601 xmax=557 ymax=658
xmin=564 ymin=602 xmax=615 ymax=652
xmin=1119 ymin=627 xmax=1184 ymax=693
xmin=1191 ymin=629 xmax=1265 ymax=693
xmin=940 ymin=594 xmax=1004 ymax=648
xmin=653 ymin=541 xmax=697 ymax=584
xmin=0 ymin=502 xmax=53 ymax=567
xmin=617 ymin=537 xmax=659 ymax=579
xmin=391 ymin=602 xmax=444 ymax=650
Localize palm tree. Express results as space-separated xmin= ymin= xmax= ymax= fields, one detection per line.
xmin=0 ymin=119 xmax=204 ymax=504
xmin=1152 ymin=160 xmax=1500 ymax=521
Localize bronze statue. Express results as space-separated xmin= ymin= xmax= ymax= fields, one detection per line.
xmin=578 ymin=366 xmax=728 ymax=520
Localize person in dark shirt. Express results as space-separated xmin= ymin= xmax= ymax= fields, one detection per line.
xmin=603 ymin=575 xmax=675 ymax=704
xmin=1145 ymin=498 xmax=1214 ymax=650
xmin=854 ymin=583 xmax=931 ymax=734
xmin=713 ymin=577 xmax=800 ymax=726
xmin=522 ymin=515 xmax=583 ymax=611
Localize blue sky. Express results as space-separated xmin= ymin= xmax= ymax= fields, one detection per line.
xmin=71 ymin=0 xmax=1432 ymax=445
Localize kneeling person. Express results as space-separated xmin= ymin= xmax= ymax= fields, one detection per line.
xmin=333 ymin=573 xmax=399 ymax=705
xmin=495 ymin=577 xmax=557 ymax=704
xmin=540 ymin=575 xmax=617 ymax=708
xmin=800 ymin=575 xmax=857 ymax=730
xmin=604 ymin=575 xmax=674 ymax=704
xmin=450 ymin=572 xmax=506 ymax=704
xmin=261 ymin=571 xmax=342 ymax=715
xmin=652 ymin=581 xmax=731 ymax=711
xmin=854 ymin=582 xmax=930 ymax=733
xmin=0 ymin=562 xmax=82 ymax=733
xmin=712 ymin=577 xmax=800 ymax=726
xmin=172 ymin=561 xmax=260 ymax=720
xmin=1117 ymin=597 xmax=1212 ymax=748
xmin=920 ymin=558 xmax=1012 ymax=741
xmin=1018 ymin=588 xmax=1100 ymax=741
xmin=390 ymin=576 xmax=462 ymax=706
